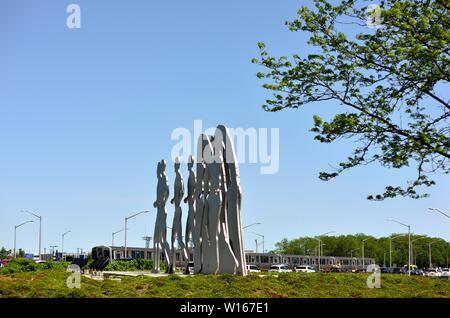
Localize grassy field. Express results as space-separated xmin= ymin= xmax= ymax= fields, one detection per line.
xmin=1 ymin=270 xmax=449 ymax=298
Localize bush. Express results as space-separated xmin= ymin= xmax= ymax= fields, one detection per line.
xmin=0 ymin=259 xmax=70 ymax=274
xmin=104 ymin=259 xmax=154 ymax=271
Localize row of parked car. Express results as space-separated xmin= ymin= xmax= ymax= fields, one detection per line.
xmin=246 ymin=264 xmax=450 ymax=277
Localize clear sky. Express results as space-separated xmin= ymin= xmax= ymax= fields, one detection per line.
xmin=1 ymin=0 xmax=449 ymax=256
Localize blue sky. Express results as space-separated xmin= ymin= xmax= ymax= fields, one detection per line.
xmin=1 ymin=0 xmax=449 ymax=256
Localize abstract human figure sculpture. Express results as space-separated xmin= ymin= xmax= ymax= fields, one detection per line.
xmin=183 ymin=155 xmax=196 ymax=273
xmin=217 ymin=125 xmax=246 ymax=276
xmin=170 ymin=157 xmax=188 ymax=273
xmin=193 ymin=135 xmax=208 ymax=274
xmin=153 ymin=160 xmax=172 ymax=273
xmin=200 ymin=137 xmax=221 ymax=274
xmin=213 ymin=128 xmax=239 ymax=274
xmin=153 ymin=124 xmax=247 ymax=276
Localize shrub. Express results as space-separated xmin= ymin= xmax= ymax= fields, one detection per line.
xmin=0 ymin=259 xmax=70 ymax=274
xmin=104 ymin=259 xmax=154 ymax=271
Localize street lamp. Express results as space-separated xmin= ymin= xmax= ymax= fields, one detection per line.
xmin=389 ymin=234 xmax=406 ymax=268
xmin=61 ymin=230 xmax=71 ymax=261
xmin=243 ymin=222 xmax=261 ymax=230
xmin=387 ymin=219 xmax=412 ymax=276
xmin=112 ymin=228 xmax=126 ymax=246
xmin=429 ymin=240 xmax=439 ymax=269
xmin=124 ymin=210 xmax=150 ymax=259
xmin=411 ymin=235 xmax=426 ymax=266
xmin=428 ymin=208 xmax=450 ymax=219
xmin=315 ymin=231 xmax=336 ymax=272
xmin=362 ymin=238 xmax=374 ymax=270
xmin=321 ymin=243 xmax=326 ymax=257
xmin=350 ymin=247 xmax=361 ymax=258
xmin=251 ymin=232 xmax=265 ymax=253
xmin=14 ymin=220 xmax=33 ymax=258
xmin=22 ymin=210 xmax=42 ymax=260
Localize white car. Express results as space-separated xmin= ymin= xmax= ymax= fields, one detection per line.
xmin=246 ymin=264 xmax=261 ymax=273
xmin=440 ymin=268 xmax=449 ymax=278
xmin=268 ymin=264 xmax=292 ymax=273
xmin=295 ymin=265 xmax=316 ymax=273
xmin=426 ymin=269 xmax=442 ymax=277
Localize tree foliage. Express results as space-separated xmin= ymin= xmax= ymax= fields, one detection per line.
xmin=253 ymin=0 xmax=450 ymax=200
xmin=273 ymin=234 xmax=449 ymax=268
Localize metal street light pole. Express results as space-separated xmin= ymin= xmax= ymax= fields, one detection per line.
xmin=389 ymin=234 xmax=406 ymax=268
xmin=411 ymin=235 xmax=426 ymax=267
xmin=112 ymin=228 xmax=126 ymax=246
xmin=124 ymin=210 xmax=150 ymax=259
xmin=362 ymin=238 xmax=370 ymax=270
xmin=61 ymin=230 xmax=71 ymax=261
xmin=350 ymin=248 xmax=361 ymax=258
xmin=315 ymin=231 xmax=336 ymax=272
xmin=429 ymin=241 xmax=438 ymax=269
xmin=321 ymin=243 xmax=326 ymax=257
xmin=387 ymin=219 xmax=412 ymax=276
xmin=250 ymin=231 xmax=265 ymax=253
xmin=314 ymin=238 xmax=321 ymax=271
xmin=14 ymin=220 xmax=33 ymax=258
xmin=428 ymin=208 xmax=450 ymax=219
xmin=243 ymin=222 xmax=262 ymax=230
xmin=22 ymin=210 xmax=42 ymax=260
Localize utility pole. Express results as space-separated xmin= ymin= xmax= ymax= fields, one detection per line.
xmin=387 ymin=219 xmax=412 ymax=276
xmin=124 ymin=211 xmax=150 ymax=259
xmin=362 ymin=238 xmax=372 ymax=271
xmin=315 ymin=231 xmax=336 ymax=272
xmin=429 ymin=241 xmax=438 ymax=269
xmin=14 ymin=220 xmax=33 ymax=258
xmin=112 ymin=228 xmax=126 ymax=247
xmin=22 ymin=211 xmax=42 ymax=260
xmin=61 ymin=230 xmax=71 ymax=262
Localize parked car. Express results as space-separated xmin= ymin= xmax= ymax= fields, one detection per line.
xmin=295 ymin=265 xmax=316 ymax=273
xmin=440 ymin=268 xmax=450 ymax=278
xmin=392 ymin=267 xmax=406 ymax=274
xmin=426 ymin=269 xmax=441 ymax=277
xmin=356 ymin=268 xmax=367 ymax=273
xmin=246 ymin=264 xmax=261 ymax=273
xmin=268 ymin=264 xmax=292 ymax=273
xmin=380 ymin=267 xmax=390 ymax=274
xmin=411 ymin=269 xmax=425 ymax=276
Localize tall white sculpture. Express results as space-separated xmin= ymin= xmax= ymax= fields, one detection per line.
xmin=193 ymin=135 xmax=208 ymax=274
xmin=153 ymin=124 xmax=246 ymax=276
xmin=170 ymin=157 xmax=188 ymax=273
xmin=153 ymin=160 xmax=172 ymax=273
xmin=183 ymin=155 xmax=196 ymax=273
xmin=217 ymin=125 xmax=246 ymax=276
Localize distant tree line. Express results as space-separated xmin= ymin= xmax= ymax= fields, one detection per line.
xmin=273 ymin=234 xmax=449 ymax=268
xmin=0 ymin=247 xmax=24 ymax=259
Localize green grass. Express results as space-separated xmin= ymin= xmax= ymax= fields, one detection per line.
xmin=0 ymin=270 xmax=449 ymax=298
